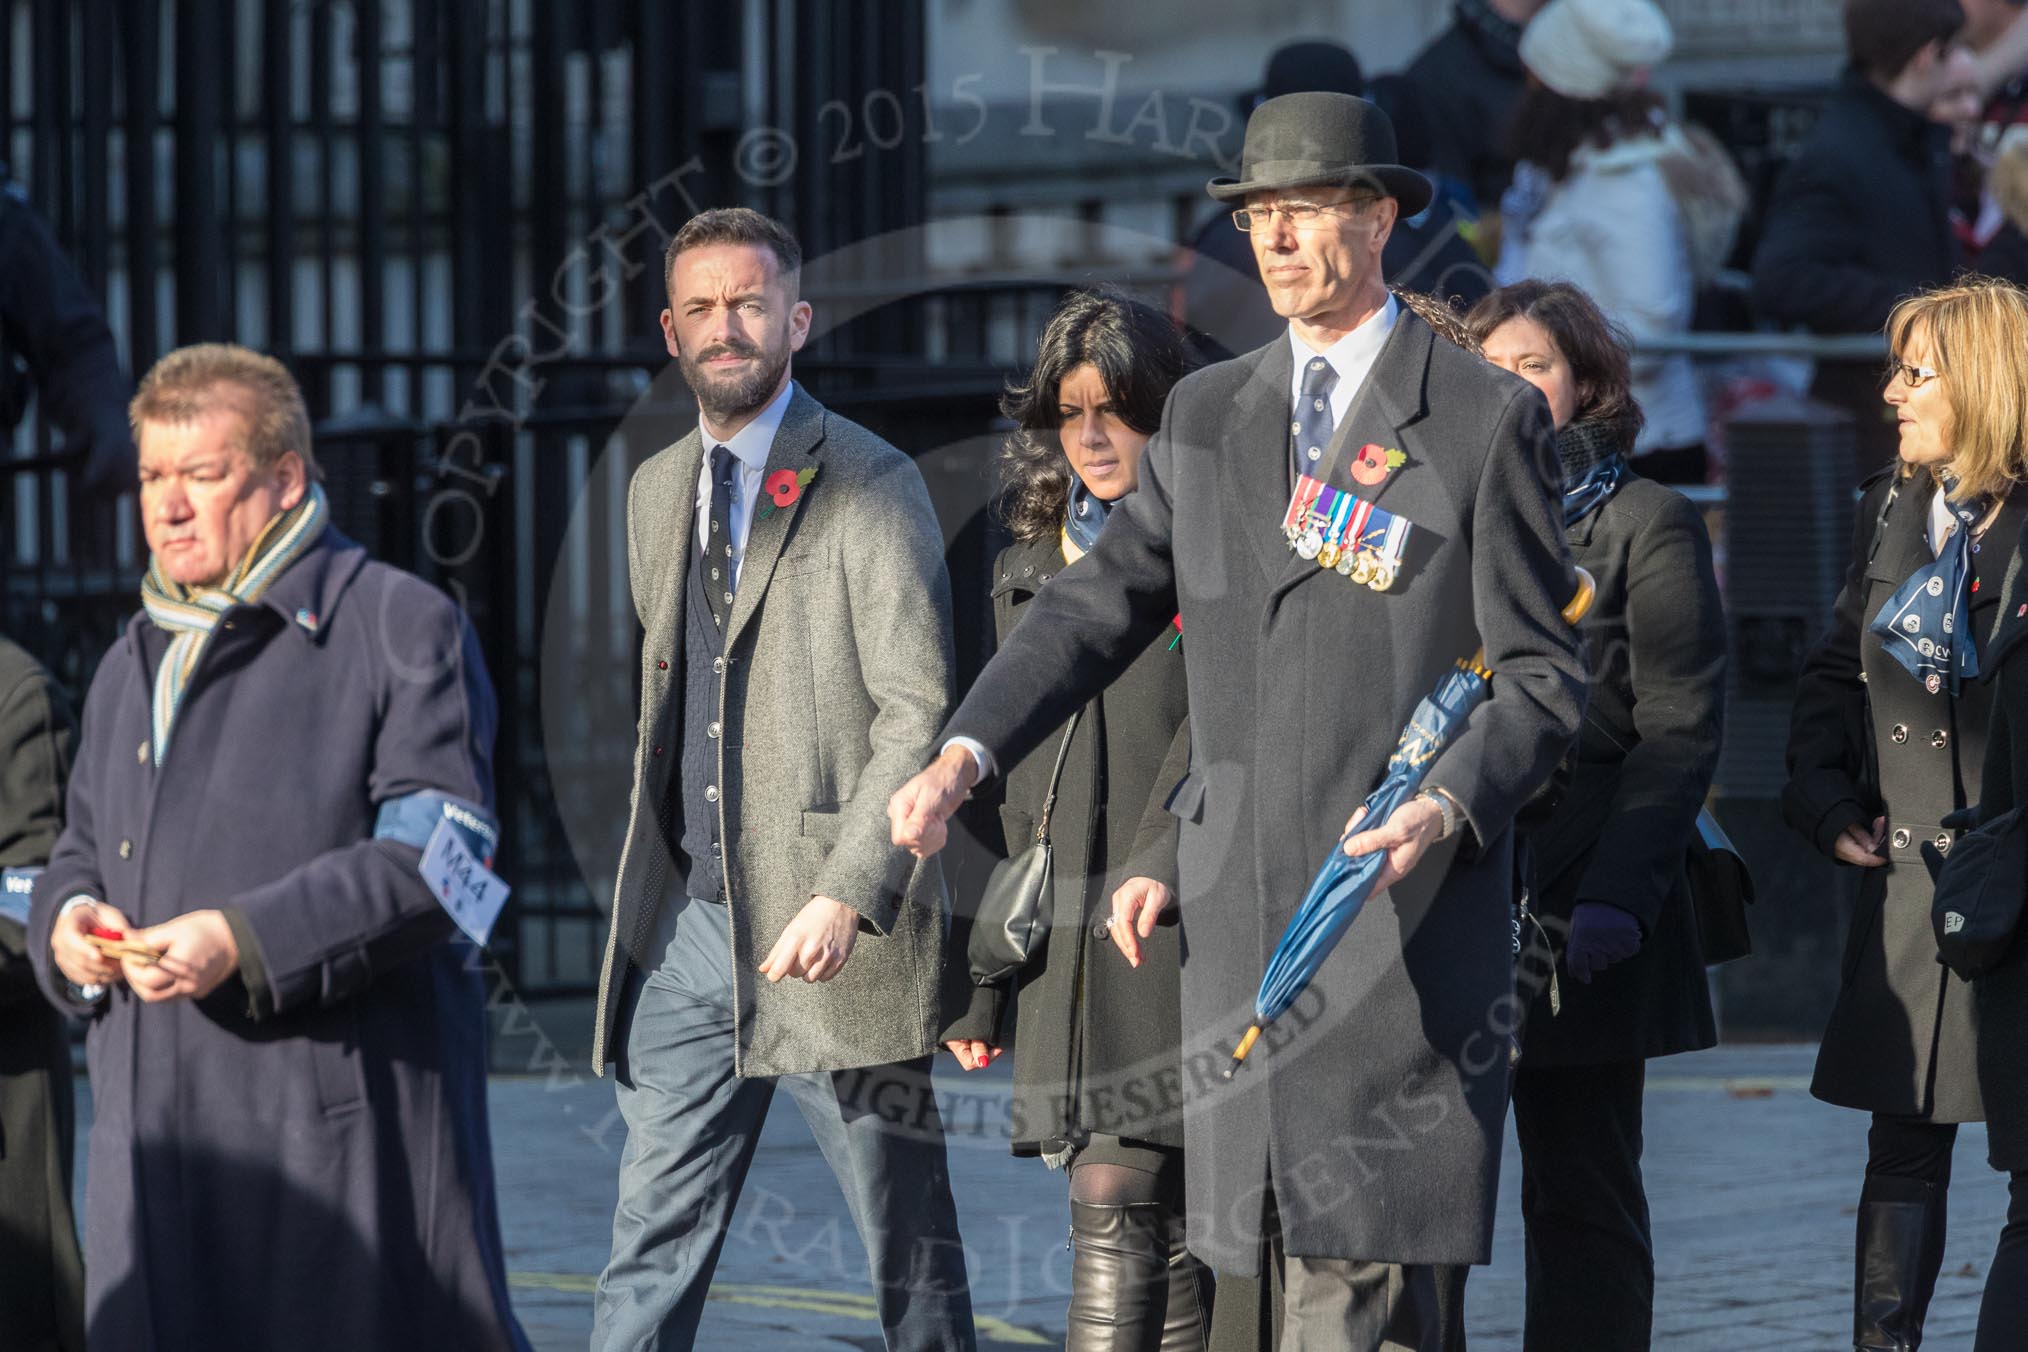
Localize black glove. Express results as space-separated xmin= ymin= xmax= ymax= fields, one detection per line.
xmin=1562 ymin=901 xmax=1643 ymax=984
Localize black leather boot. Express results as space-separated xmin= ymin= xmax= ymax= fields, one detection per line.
xmin=1067 ymin=1199 xmax=1213 ymax=1352
xmin=1855 ymin=1176 xmax=1945 ymax=1350
xmin=1159 ymin=1206 xmax=1214 ymax=1351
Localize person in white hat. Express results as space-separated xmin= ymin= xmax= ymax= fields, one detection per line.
xmin=1496 ymin=0 xmax=1745 ymax=487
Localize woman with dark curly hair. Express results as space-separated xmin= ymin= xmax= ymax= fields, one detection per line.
xmin=941 ymin=286 xmax=1209 ymax=1351
xmin=1465 ymin=278 xmax=1726 ymax=1351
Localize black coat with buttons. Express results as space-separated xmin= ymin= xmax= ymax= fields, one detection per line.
xmin=942 ymin=529 xmax=1192 ymax=1154
xmin=1785 ymin=472 xmax=2024 ymax=1121
xmin=1954 ymin=514 xmax=2028 ymax=1170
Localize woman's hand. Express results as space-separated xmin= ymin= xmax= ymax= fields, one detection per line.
xmin=1109 ymin=877 xmax=1174 ymax=967
xmin=1834 ymin=815 xmax=1888 ymax=868
xmin=944 ymin=1039 xmax=1000 ymax=1071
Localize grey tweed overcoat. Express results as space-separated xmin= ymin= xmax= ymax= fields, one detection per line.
xmin=591 ymin=384 xmax=956 ymax=1079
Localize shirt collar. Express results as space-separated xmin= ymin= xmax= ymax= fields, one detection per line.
xmin=1288 ymin=293 xmax=1398 ymax=392
xmin=702 ymin=378 xmax=796 ymax=471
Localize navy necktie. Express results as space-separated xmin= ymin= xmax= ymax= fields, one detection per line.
xmin=704 ymin=446 xmax=737 ymax=629
xmin=1292 ymin=355 xmax=1339 ymax=486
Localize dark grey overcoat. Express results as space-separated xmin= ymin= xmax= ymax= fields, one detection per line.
xmin=1785 ymin=472 xmax=2023 ymax=1121
xmin=0 ymin=635 xmax=84 ymax=1352
xmin=944 ymin=530 xmax=1192 ymax=1153
xmin=945 ymin=308 xmax=1587 ymax=1271
xmin=1519 ymin=475 xmax=1723 ymax=1065
xmin=25 ymin=528 xmax=528 ymax=1351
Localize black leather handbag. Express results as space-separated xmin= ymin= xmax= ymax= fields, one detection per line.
xmin=968 ymin=712 xmax=1080 ymax=986
xmin=1925 ymin=805 xmax=2028 ymax=980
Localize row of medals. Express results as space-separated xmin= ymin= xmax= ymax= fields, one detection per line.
xmin=1285 ymin=519 xmax=1399 ymax=591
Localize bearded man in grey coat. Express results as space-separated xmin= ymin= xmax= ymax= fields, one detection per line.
xmin=893 ymin=94 xmax=1585 ymax=1351
xmin=589 ymin=207 xmax=975 ymax=1352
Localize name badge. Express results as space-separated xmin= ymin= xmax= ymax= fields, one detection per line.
xmin=418 ymin=818 xmax=512 ymax=946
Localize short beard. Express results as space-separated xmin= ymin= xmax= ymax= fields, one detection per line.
xmin=679 ymin=339 xmax=792 ymax=427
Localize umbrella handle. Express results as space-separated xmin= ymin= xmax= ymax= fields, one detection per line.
xmin=1464 ymin=567 xmax=1597 ymax=674
xmin=1560 ymin=567 xmax=1597 ymax=626
xmin=1222 ymin=1024 xmax=1265 ymax=1079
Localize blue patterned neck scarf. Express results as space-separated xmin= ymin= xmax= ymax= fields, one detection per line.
xmin=1065 ymin=477 xmax=1113 ymax=554
xmin=1869 ymin=480 xmax=1989 ymax=696
xmin=1562 ymin=453 xmax=1627 ymax=527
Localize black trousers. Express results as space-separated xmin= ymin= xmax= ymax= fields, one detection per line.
xmin=1976 ymin=1171 xmax=2028 ymax=1350
xmin=1511 ymin=1059 xmax=1652 ymax=1352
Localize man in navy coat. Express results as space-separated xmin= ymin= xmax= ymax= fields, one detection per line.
xmin=27 ymin=343 xmax=528 ymax=1350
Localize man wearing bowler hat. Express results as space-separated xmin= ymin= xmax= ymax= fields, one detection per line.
xmin=892 ymin=93 xmax=1585 ymax=1349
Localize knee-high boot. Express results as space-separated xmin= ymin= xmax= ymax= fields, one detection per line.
xmin=1855 ymin=1175 xmax=1948 ymax=1351
xmin=1066 ymin=1199 xmax=1213 ymax=1352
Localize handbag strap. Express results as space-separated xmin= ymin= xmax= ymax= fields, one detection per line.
xmin=1032 ymin=709 xmax=1083 ymax=844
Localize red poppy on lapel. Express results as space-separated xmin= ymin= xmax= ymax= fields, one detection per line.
xmin=757 ymin=464 xmax=819 ymax=519
xmin=1350 ymin=443 xmax=1407 ymax=487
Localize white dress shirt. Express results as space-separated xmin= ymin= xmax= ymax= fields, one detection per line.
xmin=696 ymin=379 xmax=796 ymax=589
xmin=1287 ymin=293 xmax=1398 ymax=450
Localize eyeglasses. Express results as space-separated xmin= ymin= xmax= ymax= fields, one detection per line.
xmin=1888 ymin=360 xmax=1943 ymax=389
xmin=1231 ymin=197 xmax=1376 ymax=233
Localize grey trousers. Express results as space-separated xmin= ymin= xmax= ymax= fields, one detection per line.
xmin=1209 ymin=1183 xmax=1468 ymax=1352
xmin=591 ymin=895 xmax=977 ymax=1352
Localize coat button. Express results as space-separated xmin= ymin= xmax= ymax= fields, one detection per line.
xmin=1023 ymin=564 xmax=1035 ymax=576
xmin=1891 ymin=724 xmax=1909 ymax=744
xmin=1931 ymin=730 xmax=1949 ymax=749
xmin=137 ymin=741 xmax=149 ymax=764
xmin=705 ymin=786 xmax=719 ymax=803
xmin=1091 ymin=921 xmax=1110 ymax=938
xmin=1935 ymin=833 xmax=1953 ymax=854
xmin=657 ymin=659 xmax=669 ymax=671
xmin=1892 ymin=828 xmax=1912 ymax=849
xmin=713 ymin=657 xmax=726 ymax=674
xmin=1859 ymin=671 xmax=1869 ymax=684
xmin=118 ymin=839 xmax=133 ymax=859
xmin=707 ymin=722 xmax=721 ymax=739
xmin=652 ymin=745 xmax=664 ymax=757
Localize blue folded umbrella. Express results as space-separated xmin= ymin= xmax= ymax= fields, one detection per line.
xmin=1224 ymin=570 xmax=1595 ymax=1077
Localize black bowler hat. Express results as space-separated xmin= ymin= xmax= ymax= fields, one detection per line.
xmin=1207 ymin=91 xmax=1432 ymax=217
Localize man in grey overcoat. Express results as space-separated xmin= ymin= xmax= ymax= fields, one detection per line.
xmin=893 ymin=94 xmax=1585 ymax=1350
xmin=589 ymin=208 xmax=975 ymax=1351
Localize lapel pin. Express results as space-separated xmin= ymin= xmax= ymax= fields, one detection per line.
xmin=294 ymin=609 xmax=319 ymax=633
xmin=756 ymin=464 xmax=820 ymax=520
xmin=1350 ymin=443 xmax=1407 ymax=488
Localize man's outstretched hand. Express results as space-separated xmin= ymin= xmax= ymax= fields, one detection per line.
xmin=888 ymin=746 xmax=980 ymax=858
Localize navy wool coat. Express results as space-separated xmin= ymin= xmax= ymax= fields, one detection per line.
xmin=26 ymin=528 xmax=528 ymax=1351
xmin=946 ymin=307 xmax=1586 ymax=1271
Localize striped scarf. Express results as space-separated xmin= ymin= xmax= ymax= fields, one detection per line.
xmin=140 ymin=484 xmax=328 ymax=763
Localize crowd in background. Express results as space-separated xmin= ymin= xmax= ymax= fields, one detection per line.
xmin=1184 ymin=0 xmax=2028 ymax=487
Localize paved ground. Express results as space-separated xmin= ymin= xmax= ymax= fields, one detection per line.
xmin=472 ymin=1041 xmax=2011 ymax=1350
xmin=73 ymin=1040 xmax=2010 ymax=1348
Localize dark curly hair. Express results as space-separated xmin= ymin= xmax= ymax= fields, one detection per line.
xmin=998 ymin=287 xmax=1200 ymax=542
xmin=1505 ymin=82 xmax=1667 ymax=184
xmin=1463 ymin=279 xmax=1646 ymax=443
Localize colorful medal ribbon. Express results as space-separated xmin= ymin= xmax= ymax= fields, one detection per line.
xmin=1282 ymin=474 xmax=1416 ymax=589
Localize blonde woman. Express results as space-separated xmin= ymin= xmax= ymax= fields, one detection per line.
xmin=1784 ymin=280 xmax=2028 ymax=1352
